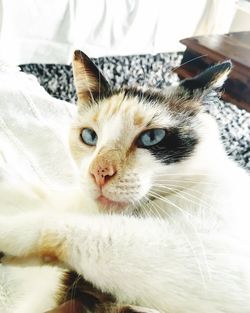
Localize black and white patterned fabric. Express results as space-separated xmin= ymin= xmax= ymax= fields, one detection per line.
xmin=20 ymin=53 xmax=250 ymax=171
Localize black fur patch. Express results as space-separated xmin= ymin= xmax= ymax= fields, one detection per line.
xmin=138 ymin=127 xmax=199 ymax=165
xmin=180 ymin=61 xmax=232 ymax=93
xmin=106 ymin=87 xmax=201 ymax=117
xmin=123 ymin=87 xmax=167 ymax=104
xmin=58 ymin=271 xmax=115 ymax=311
xmin=57 ymin=271 xmax=144 ymax=313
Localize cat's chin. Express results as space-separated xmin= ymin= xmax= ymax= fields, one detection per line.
xmin=97 ymin=195 xmax=128 ymax=213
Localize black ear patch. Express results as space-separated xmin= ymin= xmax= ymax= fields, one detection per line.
xmin=180 ymin=61 xmax=232 ymax=93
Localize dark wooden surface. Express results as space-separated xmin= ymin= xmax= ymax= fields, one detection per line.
xmin=176 ymin=32 xmax=250 ymax=112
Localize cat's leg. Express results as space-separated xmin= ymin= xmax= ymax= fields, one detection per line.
xmin=0 ymin=212 xmax=168 ymax=309
xmin=0 ymin=213 xmax=69 ymax=266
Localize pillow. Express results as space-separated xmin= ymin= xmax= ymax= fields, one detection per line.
xmin=0 ymin=62 xmax=78 ymax=189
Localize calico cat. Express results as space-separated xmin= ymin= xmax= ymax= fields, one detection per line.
xmin=0 ymin=51 xmax=250 ymax=313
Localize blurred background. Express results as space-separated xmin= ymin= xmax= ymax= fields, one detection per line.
xmin=0 ymin=0 xmax=249 ymax=64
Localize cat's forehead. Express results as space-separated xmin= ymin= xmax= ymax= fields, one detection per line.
xmin=98 ymin=92 xmax=166 ymax=126
xmin=77 ymin=88 xmax=188 ymax=129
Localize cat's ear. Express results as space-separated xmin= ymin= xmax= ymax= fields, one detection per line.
xmin=180 ymin=61 xmax=232 ymax=93
xmin=72 ymin=50 xmax=111 ymax=104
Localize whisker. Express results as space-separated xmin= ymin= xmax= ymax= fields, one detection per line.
xmin=171 ymin=54 xmax=208 ymax=73
xmin=148 ymin=190 xmax=192 ymax=217
xmin=146 ymin=193 xmax=210 ymax=286
xmin=153 ymin=184 xmax=212 ymax=209
xmin=69 ymin=273 xmax=82 ymax=303
xmin=144 ymin=195 xmax=164 ymax=221
xmin=153 ymin=182 xmax=224 ymax=206
xmin=153 ymin=172 xmax=213 ymax=176
xmin=153 ymin=178 xmax=220 ymax=186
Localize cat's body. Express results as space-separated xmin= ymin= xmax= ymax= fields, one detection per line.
xmin=0 ymin=52 xmax=250 ymax=313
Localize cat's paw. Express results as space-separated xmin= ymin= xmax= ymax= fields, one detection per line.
xmin=0 ymin=251 xmax=25 ymax=266
xmin=120 ymin=305 xmax=161 ymax=313
xmin=0 ymin=250 xmax=37 ymax=266
xmin=0 ymin=213 xmax=66 ymax=267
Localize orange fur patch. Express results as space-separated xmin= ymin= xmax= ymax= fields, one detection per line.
xmin=38 ymin=231 xmax=68 ymax=264
xmin=110 ymin=104 xmax=119 ymax=116
xmin=92 ymin=111 xmax=99 ymax=123
xmin=104 ymin=101 xmax=114 ymax=117
xmin=133 ymin=113 xmax=145 ymax=126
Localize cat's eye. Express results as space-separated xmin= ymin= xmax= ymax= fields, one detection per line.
xmin=138 ymin=129 xmax=166 ymax=147
xmin=81 ymin=128 xmax=98 ymax=146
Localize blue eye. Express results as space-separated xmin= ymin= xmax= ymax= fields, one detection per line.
xmin=81 ymin=128 xmax=97 ymax=146
xmin=138 ymin=129 xmax=166 ymax=147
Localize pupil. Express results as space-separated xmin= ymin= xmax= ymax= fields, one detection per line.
xmin=149 ymin=131 xmax=155 ymax=141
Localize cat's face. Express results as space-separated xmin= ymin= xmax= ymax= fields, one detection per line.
xmin=69 ymin=51 xmax=231 ymax=214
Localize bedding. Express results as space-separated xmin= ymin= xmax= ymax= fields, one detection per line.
xmin=0 ymin=63 xmax=77 ymax=189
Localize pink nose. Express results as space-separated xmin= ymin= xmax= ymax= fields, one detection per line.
xmin=90 ymin=163 xmax=117 ymax=187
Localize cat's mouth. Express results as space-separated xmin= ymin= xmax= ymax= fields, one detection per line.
xmin=97 ymin=195 xmax=128 ymax=211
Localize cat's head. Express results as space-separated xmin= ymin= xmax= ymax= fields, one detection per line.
xmin=69 ymin=50 xmax=231 ymax=214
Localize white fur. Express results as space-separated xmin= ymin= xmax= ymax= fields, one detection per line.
xmin=0 ymin=100 xmax=250 ymax=313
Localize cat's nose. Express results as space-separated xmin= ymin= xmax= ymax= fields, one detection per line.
xmin=90 ymin=163 xmax=117 ymax=187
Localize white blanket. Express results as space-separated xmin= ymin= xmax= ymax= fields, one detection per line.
xmin=0 ymin=0 xmax=236 ymax=64
xmin=0 ymin=64 xmax=80 ymax=312
xmin=0 ymin=63 xmax=77 ymax=190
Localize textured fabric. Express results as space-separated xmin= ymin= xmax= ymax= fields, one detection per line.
xmin=0 ymin=64 xmax=77 ymax=189
xmin=20 ymin=53 xmax=250 ymax=171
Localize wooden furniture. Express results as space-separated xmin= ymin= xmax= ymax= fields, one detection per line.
xmin=175 ymin=32 xmax=250 ymax=112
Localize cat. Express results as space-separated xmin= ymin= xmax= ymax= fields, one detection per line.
xmin=0 ymin=50 xmax=250 ymax=313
